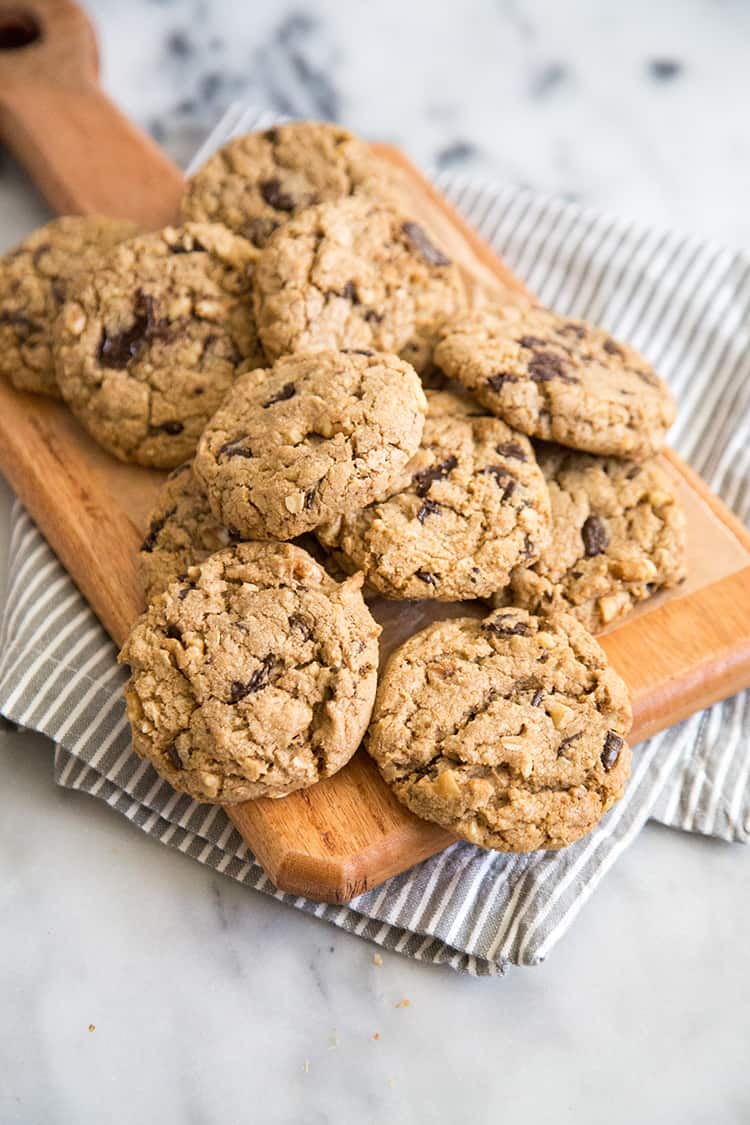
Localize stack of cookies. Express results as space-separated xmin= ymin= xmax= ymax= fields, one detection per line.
xmin=0 ymin=121 xmax=687 ymax=854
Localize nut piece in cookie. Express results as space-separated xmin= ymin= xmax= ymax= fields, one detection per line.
xmin=55 ymin=223 xmax=263 ymax=468
xmin=138 ymin=460 xmax=237 ymax=602
xmin=0 ymin=216 xmax=139 ymax=398
xmin=194 ymin=349 xmax=427 ymax=540
xmin=434 ymin=304 xmax=676 ymax=460
xmin=316 ymin=389 xmax=551 ymax=601
xmin=367 ymin=607 xmax=632 ymax=852
xmin=119 ymin=541 xmax=381 ymax=804
xmin=181 ymin=121 xmax=403 ymax=247
xmin=492 ymin=445 xmax=688 ymax=631
xmin=253 ymin=196 xmax=467 ymax=373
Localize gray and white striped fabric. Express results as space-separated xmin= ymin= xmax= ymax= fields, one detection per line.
xmin=1 ymin=105 xmax=748 ymax=976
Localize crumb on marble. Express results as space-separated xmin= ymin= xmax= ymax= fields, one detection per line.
xmin=372 ymin=952 xmax=383 ymax=966
xmin=303 ymin=1059 xmax=310 ymax=1074
xmin=395 ymin=998 xmax=411 ymax=1009
xmin=88 ymin=1024 xmax=95 ymax=1032
xmin=372 ymin=1032 xmax=381 ymax=1041
xmin=328 ymin=1029 xmax=340 ymax=1049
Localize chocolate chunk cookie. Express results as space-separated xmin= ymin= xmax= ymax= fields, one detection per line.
xmin=367 ymin=607 xmax=632 ymax=851
xmin=434 ymin=304 xmax=676 ymax=459
xmin=0 ymin=216 xmax=139 ymax=397
xmin=195 ymin=349 xmax=427 ymax=540
xmin=138 ymin=460 xmax=236 ymax=602
xmin=55 ymin=223 xmax=263 ymax=468
xmin=119 ymin=541 xmax=380 ymax=804
xmin=180 ymin=121 xmax=400 ymax=247
xmin=492 ymin=445 xmax=688 ymax=631
xmin=253 ymin=196 xmax=467 ymax=373
xmin=316 ymin=389 xmax=551 ymax=600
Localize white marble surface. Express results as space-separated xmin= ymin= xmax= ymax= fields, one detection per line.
xmin=1 ymin=2 xmax=750 ymax=1122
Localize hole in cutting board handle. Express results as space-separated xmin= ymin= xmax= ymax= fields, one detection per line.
xmin=0 ymin=6 xmax=42 ymax=50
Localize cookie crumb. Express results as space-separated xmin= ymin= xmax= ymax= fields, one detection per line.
xmin=329 ymin=1029 xmax=340 ymax=1049
xmin=303 ymin=1059 xmax=310 ymax=1074
xmin=395 ymin=998 xmax=411 ymax=1008
xmin=88 ymin=1024 xmax=95 ymax=1032
xmin=372 ymin=1032 xmax=381 ymax=1041
xmin=387 ymin=1078 xmax=397 ymax=1088
xmin=372 ymin=952 xmax=383 ymax=966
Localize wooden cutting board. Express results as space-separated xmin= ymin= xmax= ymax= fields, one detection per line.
xmin=2 ymin=0 xmax=750 ymax=904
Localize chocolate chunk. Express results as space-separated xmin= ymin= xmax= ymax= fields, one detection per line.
xmin=415 ymin=569 xmax=438 ymax=586
xmin=229 ymin=655 xmax=275 ymax=702
xmin=227 ymin=527 xmax=243 ymax=542
xmin=601 ymin=730 xmax=624 ymax=771
xmin=218 ymin=436 xmax=253 ymax=459
xmin=263 ymin=382 xmax=296 ymax=407
xmin=581 ymin=515 xmax=609 ymax=556
xmin=528 ymin=351 xmax=575 ymax=383
xmin=259 ymin=178 xmax=295 ymax=212
xmin=168 ymin=237 xmax=206 ymax=255
xmin=158 ymin=421 xmax=184 ymax=435
xmin=486 ymin=372 xmax=520 ymax=392
xmin=288 ymin=613 xmax=312 ymax=641
xmin=304 ymin=488 xmax=316 ymax=510
xmin=559 ymin=731 xmax=583 ymax=751
xmin=263 ymin=127 xmax=279 ymax=144
xmin=481 ymin=465 xmax=517 ymax=500
xmin=165 ymin=744 xmax=183 ymax=770
xmin=518 ymin=335 xmax=547 ymax=349
xmin=495 ymin=441 xmax=527 ymax=462
xmin=531 ymin=688 xmax=544 ymax=707
xmin=603 ymin=338 xmax=624 ymax=358
xmin=340 ymin=281 xmax=358 ymax=301
xmin=401 ymin=222 xmax=451 ymax=267
xmin=417 ymin=499 xmax=441 ymax=523
xmin=98 ymin=291 xmax=157 ymax=368
xmin=413 ymin=455 xmax=458 ymax=497
xmin=165 ymin=624 xmax=182 ymax=641
xmin=0 ymin=310 xmax=36 ymax=333
xmin=483 ymin=615 xmax=528 ymax=637
xmin=140 ymin=507 xmax=175 ymax=553
xmin=31 ymin=243 xmax=51 ymax=270
xmin=177 ymin=582 xmax=194 ymax=600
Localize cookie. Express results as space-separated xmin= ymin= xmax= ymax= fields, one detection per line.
xmin=138 ymin=460 xmax=236 ymax=602
xmin=180 ymin=121 xmax=400 ymax=247
xmin=119 ymin=541 xmax=380 ymax=804
xmin=434 ymin=304 xmax=676 ymax=459
xmin=367 ymin=607 xmax=632 ymax=852
xmin=194 ymin=349 xmax=427 ymax=541
xmin=0 ymin=216 xmax=139 ymax=397
xmin=55 ymin=223 xmax=263 ymax=468
xmin=253 ymin=196 xmax=466 ymax=373
xmin=316 ymin=389 xmax=551 ymax=601
xmin=492 ymin=445 xmax=688 ymax=631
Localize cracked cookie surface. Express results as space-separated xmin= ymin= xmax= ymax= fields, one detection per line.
xmin=195 ymin=349 xmax=427 ymax=540
xmin=492 ymin=445 xmax=688 ymax=631
xmin=253 ymin=196 xmax=466 ymax=373
xmin=0 ymin=216 xmax=139 ymax=397
xmin=55 ymin=223 xmax=263 ymax=467
xmin=120 ymin=541 xmax=381 ymax=804
xmin=434 ymin=304 xmax=675 ymax=459
xmin=138 ymin=460 xmax=236 ymax=603
xmin=316 ymin=389 xmax=551 ymax=601
xmin=181 ymin=121 xmax=400 ymax=247
xmin=367 ymin=606 xmax=632 ymax=851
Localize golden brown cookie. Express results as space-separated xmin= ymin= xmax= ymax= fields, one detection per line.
xmin=367 ymin=607 xmax=632 ymax=851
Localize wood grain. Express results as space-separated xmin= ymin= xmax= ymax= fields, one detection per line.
xmin=0 ymin=6 xmax=749 ymax=903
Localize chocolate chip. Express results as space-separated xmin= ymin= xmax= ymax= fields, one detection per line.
xmin=158 ymin=421 xmax=184 ymax=435
xmin=288 ymin=613 xmax=312 ymax=641
xmin=603 ymin=338 xmax=624 ymax=358
xmin=177 ymin=583 xmax=193 ymax=600
xmin=342 ymin=348 xmax=374 ymax=356
xmin=165 ymin=744 xmax=183 ymax=770
xmin=140 ymin=507 xmax=176 ymax=553
xmin=229 ymin=655 xmax=275 ymax=702
xmin=341 ymin=281 xmax=358 ymax=301
xmin=601 ymin=730 xmax=623 ymax=771
xmin=559 ymin=322 xmax=586 ymax=339
xmin=481 ymin=465 xmax=517 ymax=500
xmin=413 ymin=456 xmax=458 ymax=497
xmin=486 ymin=373 xmax=519 ymax=391
xmin=227 ymin=527 xmax=243 ymax=542
xmin=559 ymin=731 xmax=583 ymax=751
xmin=244 ymin=216 xmax=279 ymax=247
xmin=581 ymin=515 xmax=609 ymax=556
xmin=571 ymin=570 xmax=583 ymax=579
xmin=531 ymin=688 xmax=544 ymax=707
xmin=362 ymin=309 xmax=384 ymax=324
xmin=259 ymin=178 xmax=295 ymax=212
xmin=483 ymin=615 xmax=528 ymax=637
xmin=304 ymin=488 xmax=316 ymax=510
xmin=401 ymin=222 xmax=451 ymax=267
xmin=263 ymin=382 xmax=296 ymax=407
xmin=495 ymin=441 xmax=528 ymax=462
xmin=528 ymin=351 xmax=576 ymax=383
xmin=218 ymin=436 xmax=253 ymax=459
xmin=518 ymin=335 xmax=547 ymax=349
xmin=625 ymin=465 xmax=641 ymax=480
xmin=263 ymin=127 xmax=279 ymax=144
xmin=165 ymin=624 xmax=182 ymax=641
xmin=98 ymin=292 xmax=156 ymax=368
xmin=417 ymin=499 xmax=441 ymax=523
xmin=415 ymin=569 xmax=438 ymax=586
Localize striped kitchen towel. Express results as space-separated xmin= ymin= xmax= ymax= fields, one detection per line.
xmin=1 ymin=105 xmax=748 ymax=976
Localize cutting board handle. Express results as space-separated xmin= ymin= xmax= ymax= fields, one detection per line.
xmin=0 ymin=0 xmax=184 ymax=226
